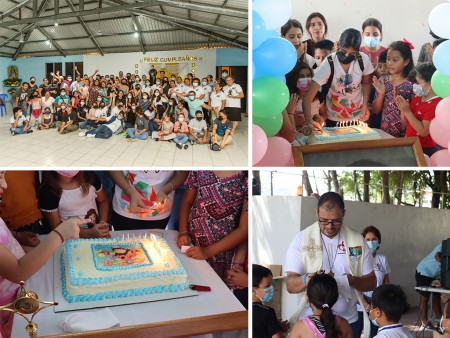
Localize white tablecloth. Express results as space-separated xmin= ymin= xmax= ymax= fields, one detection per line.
xmin=11 ymin=230 xmax=246 ymax=337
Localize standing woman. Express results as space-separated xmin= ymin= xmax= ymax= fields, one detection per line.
xmin=281 ymin=19 xmax=316 ymax=69
xmin=303 ymin=28 xmax=374 ymax=128
xmin=355 ymin=226 xmax=391 ymax=338
xmin=360 ymin=18 xmax=387 ymax=67
xmin=223 ymin=76 xmax=244 ymax=135
xmin=304 ymin=13 xmax=328 ymax=57
xmin=209 ymin=79 xmax=227 ymax=126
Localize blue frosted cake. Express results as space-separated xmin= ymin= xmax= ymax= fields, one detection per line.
xmin=61 ymin=236 xmax=189 ymax=302
xmin=301 ymin=124 xmax=380 ymax=145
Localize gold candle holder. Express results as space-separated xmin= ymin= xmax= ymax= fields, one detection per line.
xmin=0 ymin=281 xmax=58 ymax=338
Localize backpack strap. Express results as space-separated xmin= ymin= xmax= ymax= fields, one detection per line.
xmin=355 ymin=52 xmax=365 ymax=72
xmin=320 ymin=55 xmax=334 ymax=103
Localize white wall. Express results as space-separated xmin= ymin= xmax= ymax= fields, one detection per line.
xmin=253 ymin=196 xmax=450 ymax=320
xmin=84 ymin=49 xmax=216 ymax=79
xmin=292 ymin=0 xmax=444 ymax=61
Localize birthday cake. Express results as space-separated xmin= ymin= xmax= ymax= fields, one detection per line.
xmin=60 ymin=235 xmax=189 ymax=303
xmin=300 ymin=122 xmax=381 ymax=145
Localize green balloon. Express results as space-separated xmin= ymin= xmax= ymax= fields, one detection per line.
xmin=253 ymin=76 xmax=290 ymax=119
xmin=253 ymin=114 xmax=283 ymax=137
xmin=432 ymin=70 xmax=450 ymax=98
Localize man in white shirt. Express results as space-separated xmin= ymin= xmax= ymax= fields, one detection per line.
xmin=285 ymin=192 xmax=376 ymax=338
xmin=10 ymin=107 xmax=32 ymax=135
xmin=223 ymin=76 xmax=244 ymax=134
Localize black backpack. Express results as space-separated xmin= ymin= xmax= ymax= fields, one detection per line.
xmin=319 ymin=52 xmax=365 ymax=103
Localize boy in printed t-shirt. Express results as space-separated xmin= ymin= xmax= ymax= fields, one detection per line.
xmin=188 ymin=110 xmax=209 ymax=145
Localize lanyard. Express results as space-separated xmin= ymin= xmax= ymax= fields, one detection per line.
xmin=378 ymin=324 xmax=403 ymax=332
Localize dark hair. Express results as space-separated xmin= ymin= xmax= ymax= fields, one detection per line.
xmin=253 ymin=264 xmax=272 ymax=287
xmin=362 ymin=225 xmax=382 ymax=244
xmin=429 ymin=29 xmax=440 ymax=40
xmin=22 ymin=81 xmax=29 ymax=87
xmin=156 ymin=105 xmax=165 ymax=119
xmin=362 ymin=18 xmax=383 ymax=33
xmin=216 ymin=78 xmax=226 ymax=88
xmin=281 ymin=19 xmax=303 ymax=37
xmin=318 ymin=192 xmax=345 ymax=211
xmin=286 ymin=61 xmax=313 ymax=94
xmin=339 ymin=28 xmax=362 ymax=50
xmin=433 ymin=38 xmax=448 ymax=49
xmin=195 ymin=110 xmax=203 ymax=115
xmin=388 ymin=41 xmax=414 ymax=77
xmin=372 ymin=284 xmax=408 ymax=322
xmin=188 ymin=90 xmax=196 ymax=96
xmin=306 ymin=12 xmax=328 ymax=38
xmin=314 ymin=39 xmax=334 ymax=52
xmin=40 ymin=171 xmax=95 ymax=198
xmin=193 ymin=77 xmax=201 ymax=83
xmin=307 ymin=274 xmax=340 ymax=338
xmin=415 ymin=63 xmax=436 ymax=82
xmin=13 ymin=107 xmax=21 ymax=113
xmin=378 ymin=49 xmax=388 ymax=63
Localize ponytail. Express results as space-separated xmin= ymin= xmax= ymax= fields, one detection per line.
xmin=320 ymin=305 xmax=340 ymax=338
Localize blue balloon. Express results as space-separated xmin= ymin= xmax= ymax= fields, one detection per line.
xmin=253 ymin=0 xmax=292 ymax=30
xmin=433 ymin=40 xmax=450 ymax=76
xmin=253 ymin=38 xmax=297 ymax=78
xmin=252 ymin=11 xmax=279 ymax=50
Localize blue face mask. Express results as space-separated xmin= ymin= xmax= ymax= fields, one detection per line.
xmin=260 ymin=285 xmax=274 ymax=303
xmin=369 ymin=308 xmax=380 ymax=327
xmin=413 ymin=83 xmax=429 ymax=97
xmin=363 ymin=36 xmax=381 ymax=48
xmin=366 ymin=240 xmax=379 ymax=253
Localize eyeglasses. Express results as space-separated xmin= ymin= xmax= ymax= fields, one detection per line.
xmin=344 ymin=73 xmax=353 ymax=94
xmin=318 ymin=218 xmax=343 ymax=227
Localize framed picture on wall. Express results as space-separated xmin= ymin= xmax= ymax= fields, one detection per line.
xmin=292 ymin=137 xmax=427 ymax=167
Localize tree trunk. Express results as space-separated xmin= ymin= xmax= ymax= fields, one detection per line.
xmin=363 ymin=171 xmax=370 ymax=202
xmin=431 ymin=171 xmax=443 ymax=208
xmin=330 ymin=170 xmax=340 ymax=193
xmin=382 ymin=171 xmax=391 ymax=204
xmin=354 ymin=171 xmax=362 ymax=201
xmin=252 ymin=170 xmax=261 ymax=196
xmin=302 ymin=171 xmax=313 ymax=196
xmin=394 ymin=171 xmax=404 ymax=205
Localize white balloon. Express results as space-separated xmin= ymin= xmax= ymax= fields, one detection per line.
xmin=429 ymin=3 xmax=450 ymax=39
xmin=253 ymin=0 xmax=292 ymax=30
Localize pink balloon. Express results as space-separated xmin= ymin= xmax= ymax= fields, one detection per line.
xmin=252 ymin=124 xmax=269 ymax=165
xmin=435 ymin=97 xmax=450 ymax=125
xmin=423 ymin=154 xmax=431 ymax=166
xmin=429 ymin=119 xmax=450 ymax=148
xmin=430 ymin=149 xmax=450 ymax=166
xmin=255 ymin=136 xmax=293 ymax=167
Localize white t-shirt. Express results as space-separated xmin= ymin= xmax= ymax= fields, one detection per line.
xmin=306 ymin=54 xmax=316 ymax=69
xmin=202 ymin=85 xmax=212 ymax=103
xmin=151 ymin=84 xmax=162 ymax=93
xmin=210 ymin=90 xmax=227 ymax=110
xmin=105 ymin=114 xmax=122 ymax=133
xmin=374 ymin=325 xmax=413 ymax=338
xmin=95 ymin=107 xmax=108 ymax=118
xmin=313 ymin=52 xmax=374 ymax=121
xmin=59 ymin=185 xmax=99 ymax=221
xmin=10 ymin=115 xmax=27 ymax=127
xmin=112 ymin=171 xmax=175 ymax=221
xmin=223 ymin=83 xmax=243 ymax=108
xmin=183 ymin=85 xmax=193 ymax=95
xmin=42 ymin=96 xmax=55 ymax=113
xmin=152 ymin=96 xmax=167 ymax=106
xmin=192 ymin=86 xmax=205 ymax=99
xmin=284 ymin=228 xmax=374 ymax=324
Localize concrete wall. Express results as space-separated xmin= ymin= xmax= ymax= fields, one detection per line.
xmin=253 ymin=196 xmax=450 ymax=320
xmin=216 ymin=48 xmax=248 ymax=66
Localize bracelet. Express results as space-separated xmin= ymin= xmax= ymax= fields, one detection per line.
xmin=124 ymin=186 xmax=134 ymax=193
xmin=52 ymin=229 xmax=64 ymax=243
xmin=302 ymin=273 xmax=309 ymax=285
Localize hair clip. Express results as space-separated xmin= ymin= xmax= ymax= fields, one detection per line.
xmin=402 ymin=38 xmax=415 ymax=50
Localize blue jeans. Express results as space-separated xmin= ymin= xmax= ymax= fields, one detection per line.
xmin=127 ymin=128 xmax=148 ymax=140
xmin=173 ymin=135 xmax=188 ymax=144
xmin=80 ymin=120 xmax=95 ymax=129
xmin=10 ymin=126 xmax=26 ymax=134
xmin=86 ymin=125 xmax=113 ymax=139
xmin=148 ymin=120 xmax=159 ymax=132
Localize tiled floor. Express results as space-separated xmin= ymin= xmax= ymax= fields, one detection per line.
xmin=0 ymin=108 xmax=248 ymax=167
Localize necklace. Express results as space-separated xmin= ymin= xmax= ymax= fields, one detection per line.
xmin=321 ymin=232 xmax=340 ymax=277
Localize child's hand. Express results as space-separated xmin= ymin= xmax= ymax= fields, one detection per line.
xmin=279 ymin=319 xmax=290 ymax=333
xmin=186 ymin=246 xmax=211 ymax=260
xmin=155 ymin=190 xmax=173 ymax=213
xmin=129 ymin=193 xmax=151 ymax=214
xmin=177 ymin=233 xmax=191 ymax=248
xmin=56 ymin=218 xmax=85 ymax=241
xmin=15 ymin=231 xmax=40 ymax=247
xmin=372 ymin=76 xmax=385 ymax=95
xmin=286 ymin=93 xmax=300 ymax=116
xmin=226 ymin=265 xmax=248 ymax=289
xmin=92 ymin=222 xmax=111 ymax=238
xmin=395 ymin=95 xmax=409 ymax=112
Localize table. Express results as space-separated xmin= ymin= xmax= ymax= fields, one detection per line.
xmin=415 ymin=287 xmax=450 ymax=295
xmin=11 ymin=230 xmax=247 ymax=338
xmin=292 ymin=128 xmax=393 ymax=146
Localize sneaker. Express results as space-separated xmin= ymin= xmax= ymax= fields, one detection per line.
xmin=211 ymin=143 xmax=221 ymax=151
xmin=420 ymin=322 xmax=435 ymax=331
xmin=176 ymin=143 xmax=182 ymax=149
xmin=184 ymin=144 xmax=188 ymax=149
xmin=11 ymin=131 xmax=15 ymax=136
xmin=121 ymin=131 xmax=128 ymax=136
xmin=78 ymin=131 xmax=86 ymax=137
xmin=126 ymin=135 xmax=131 ymax=139
xmin=27 ymin=129 xmax=33 ymax=133
xmin=190 ymin=140 xmax=195 ymax=145
xmin=86 ymin=134 xmax=95 ymax=138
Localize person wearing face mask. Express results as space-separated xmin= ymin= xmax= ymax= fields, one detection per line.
xmin=291 ymin=273 xmax=352 ymax=338
xmin=27 ymin=77 xmax=39 ymax=102
xmin=183 ymin=78 xmax=193 ymax=95
xmin=252 ymin=264 xmax=287 ymax=338
xmin=150 ymin=79 xmax=162 ymax=97
xmin=150 ymin=90 xmax=168 ymax=110
xmin=173 ymin=114 xmax=190 ymax=149
xmin=131 ymin=83 xmax=142 ymax=100
xmin=165 ymin=98 xmax=177 ymax=117
xmin=303 ymin=28 xmax=375 ymax=130
xmin=54 ymin=89 xmax=70 ymax=111
xmin=75 ymin=99 xmax=87 ymax=126
xmin=223 ymin=76 xmax=244 ymax=135
xmin=188 ymin=110 xmax=209 ymax=145
xmin=126 ymin=107 xmax=149 ymax=141
xmin=13 ymin=82 xmax=30 ymax=112
xmin=10 ymin=107 xmax=32 ymax=135
xmin=175 ymin=90 xmax=212 ymax=119
xmin=355 ymin=226 xmax=391 ymax=338
xmin=176 ymin=100 xmax=190 ymax=122
xmin=47 ymin=77 xmax=60 ymax=98
xmin=367 ymin=285 xmax=412 ymax=338
xmin=57 ymin=105 xmax=79 ymax=134
xmin=124 ymin=104 xmax=138 ymax=129
xmin=80 ymin=102 xmax=99 ymax=130
xmin=360 ymin=18 xmax=387 ymax=67
xmin=41 ymin=91 xmax=55 ymax=116
xmin=192 ymin=78 xmax=205 ymax=100
xmin=176 ymin=76 xmax=184 ymax=89
xmin=40 ymin=107 xmax=55 ymax=129
xmin=211 ymin=110 xmax=232 ymax=151
xmin=396 ymin=63 xmax=442 ymax=157
xmin=138 ymin=91 xmax=152 ymax=114
xmin=209 ymin=79 xmax=227 ymax=127
xmin=119 ymin=79 xmax=130 ymax=95
xmin=152 ymin=113 xmax=175 ymax=141
xmin=81 ymin=96 xmax=123 ymax=139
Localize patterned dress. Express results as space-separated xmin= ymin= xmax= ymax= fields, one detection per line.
xmin=186 ymin=171 xmax=248 ymax=281
xmin=375 ymin=75 xmax=413 ymax=137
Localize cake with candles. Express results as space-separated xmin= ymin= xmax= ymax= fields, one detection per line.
xmin=60 ymin=234 xmax=189 ymax=303
xmin=300 ymin=121 xmax=381 ymax=145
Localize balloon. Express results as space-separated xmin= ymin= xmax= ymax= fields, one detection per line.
xmin=431 ymin=71 xmax=450 ymax=98
xmin=252 ymin=124 xmax=269 ymax=165
xmin=429 ymin=3 xmax=450 ymax=39
xmin=429 ymin=119 xmax=450 ymax=148
xmin=433 ymin=40 xmax=450 ymax=76
xmin=254 ymin=136 xmax=293 ymax=167
xmin=253 ymin=113 xmax=283 ymax=137
xmin=253 ymin=0 xmax=292 ymax=30
xmin=253 ymin=38 xmax=297 ymax=78
xmin=430 ymin=149 xmax=450 ymax=166
xmin=252 ymin=11 xmax=278 ymax=50
xmin=252 ymin=62 xmax=255 ymax=81
xmin=423 ymin=154 xmax=431 ymax=166
xmin=253 ymin=76 xmax=290 ymax=119
xmin=435 ymin=97 xmax=450 ymax=125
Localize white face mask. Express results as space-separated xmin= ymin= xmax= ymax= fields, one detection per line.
xmin=61 ymin=92 xmax=66 ymax=96
xmin=193 ymin=82 xmax=199 ymax=87
xmin=61 ymin=105 xmax=66 ymax=109
xmin=154 ymin=92 xmax=160 ymax=97
xmin=178 ymin=117 xmax=184 ymax=122
xmin=189 ymin=95 xmax=195 ymax=101
xmin=156 ymin=81 xmax=161 ymax=85
xmin=97 ymin=97 xmax=102 ymax=102
xmin=202 ymin=81 xmax=207 ymax=86
xmin=68 ymin=78 xmax=72 ymax=82
xmin=143 ymin=95 xmax=148 ymax=99
xmin=128 ymin=95 xmax=132 ymax=99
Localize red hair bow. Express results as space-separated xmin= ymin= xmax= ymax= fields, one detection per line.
xmin=402 ymin=38 xmax=415 ymax=50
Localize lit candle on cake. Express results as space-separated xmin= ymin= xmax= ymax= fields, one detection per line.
xmin=132 ymin=233 xmax=135 ymax=242
xmin=122 ymin=234 xmax=124 ymax=241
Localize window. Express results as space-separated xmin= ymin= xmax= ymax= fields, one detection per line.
xmin=45 ymin=63 xmax=62 ymax=80
xmin=65 ymin=62 xmax=84 ymax=79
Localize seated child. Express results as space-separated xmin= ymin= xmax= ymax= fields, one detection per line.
xmin=188 ymin=110 xmax=209 ymax=145
xmin=370 ymin=284 xmax=412 ymax=338
xmin=291 ymin=273 xmax=352 ymax=338
xmin=10 ymin=107 xmax=32 ymax=135
xmin=252 ymin=264 xmax=286 ymax=338
xmin=39 ymin=107 xmax=55 ymax=129
xmin=313 ymin=39 xmax=334 ymax=69
xmin=173 ymin=114 xmax=189 ymax=149
xmin=126 ymin=107 xmax=149 ymax=141
xmin=152 ymin=113 xmax=175 ymax=141
xmin=210 ymin=110 xmax=232 ymax=151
